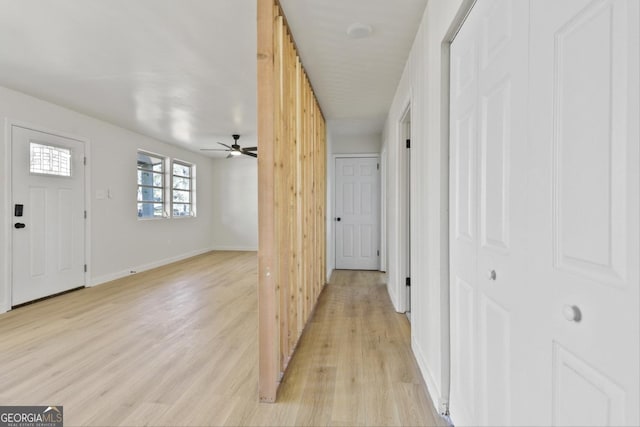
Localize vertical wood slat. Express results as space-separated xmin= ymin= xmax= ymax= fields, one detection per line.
xmin=295 ymin=57 xmax=304 ymax=337
xmin=257 ymin=0 xmax=278 ymax=403
xmin=274 ymin=15 xmax=287 ymax=373
xmin=257 ymin=0 xmax=327 ymax=402
xmin=287 ymin=37 xmax=298 ymax=356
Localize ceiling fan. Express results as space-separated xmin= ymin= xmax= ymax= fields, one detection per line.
xmin=200 ymin=134 xmax=257 ymax=158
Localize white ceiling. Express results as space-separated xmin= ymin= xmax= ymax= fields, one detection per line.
xmin=0 ymin=0 xmax=426 ymax=154
xmin=280 ymin=0 xmax=428 ymax=135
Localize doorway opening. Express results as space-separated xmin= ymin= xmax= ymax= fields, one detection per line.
xmin=400 ymin=106 xmax=411 ymax=319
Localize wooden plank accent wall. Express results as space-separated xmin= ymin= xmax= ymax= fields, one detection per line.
xmin=257 ymin=0 xmax=327 ymax=403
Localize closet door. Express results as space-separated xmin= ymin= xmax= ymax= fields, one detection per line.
xmin=450 ymin=5 xmax=480 ymax=424
xmin=450 ymin=1 xmax=542 ymax=425
xmin=529 ymin=1 xmax=639 ymax=425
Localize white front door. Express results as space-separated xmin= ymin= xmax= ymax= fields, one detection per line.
xmin=335 ymin=157 xmax=380 ymax=270
xmin=11 ymin=125 xmax=86 ymax=306
xmin=529 ymin=1 xmax=639 ymax=425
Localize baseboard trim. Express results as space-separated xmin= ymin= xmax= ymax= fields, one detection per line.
xmin=89 ymin=247 xmax=214 ymax=287
xmin=210 ymin=246 xmax=258 ymax=252
xmin=412 ymin=336 xmax=451 ymax=426
xmin=387 ymin=279 xmax=400 ymax=313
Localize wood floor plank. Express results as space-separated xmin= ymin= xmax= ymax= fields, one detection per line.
xmin=0 ymin=252 xmax=437 ymax=426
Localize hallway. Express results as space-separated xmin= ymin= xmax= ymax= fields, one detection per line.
xmin=0 ymin=252 xmax=436 ymax=426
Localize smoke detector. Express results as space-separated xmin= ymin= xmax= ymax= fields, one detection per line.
xmin=346 ymin=23 xmax=373 ymax=39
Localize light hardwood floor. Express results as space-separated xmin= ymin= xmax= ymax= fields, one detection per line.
xmin=0 ymin=251 xmax=437 ymax=426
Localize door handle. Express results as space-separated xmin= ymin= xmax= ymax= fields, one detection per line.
xmin=563 ymin=305 xmax=582 ymax=322
xmin=14 ymin=223 xmax=26 ymax=229
xmin=335 ymin=217 xmax=341 ymax=222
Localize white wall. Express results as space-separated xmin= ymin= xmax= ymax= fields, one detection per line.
xmin=331 ymin=133 xmax=381 ymax=154
xmin=210 ymin=157 xmax=258 ymax=250
xmin=0 ymin=85 xmax=216 ymax=311
xmin=382 ymin=0 xmax=466 ymax=415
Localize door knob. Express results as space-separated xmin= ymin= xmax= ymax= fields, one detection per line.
xmin=336 ymin=217 xmax=341 ymax=222
xmin=563 ymin=305 xmax=582 ymax=322
xmin=14 ymin=223 xmax=26 ymax=229
xmin=487 ymin=270 xmax=497 ymax=280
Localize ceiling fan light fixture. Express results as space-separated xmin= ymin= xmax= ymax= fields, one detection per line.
xmin=201 ymin=134 xmax=256 ymax=159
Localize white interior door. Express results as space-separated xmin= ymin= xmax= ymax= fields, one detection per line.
xmin=11 ymin=125 xmax=86 ymax=306
xmin=529 ymin=1 xmax=639 ymax=425
xmin=450 ymin=0 xmax=639 ymax=426
xmin=472 ymin=1 xmax=550 ymax=425
xmin=335 ymin=157 xmax=380 ymax=270
xmin=450 ymin=1 xmax=538 ymax=425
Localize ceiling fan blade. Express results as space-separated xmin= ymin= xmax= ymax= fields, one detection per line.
xmin=242 ymin=147 xmax=258 ymax=151
xmin=217 ymin=142 xmax=232 ymax=149
xmin=241 ymin=151 xmax=258 ymax=158
xmin=200 ymin=148 xmax=230 ymax=151
xmin=226 ymin=153 xmax=234 ymax=159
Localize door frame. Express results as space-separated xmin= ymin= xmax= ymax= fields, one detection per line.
xmin=380 ymin=147 xmax=388 ymax=272
xmin=3 ymin=119 xmax=91 ymax=312
xmin=397 ymin=103 xmax=412 ymax=315
xmin=436 ymin=0 xmax=477 ymax=416
xmin=332 ymin=153 xmax=381 ymax=271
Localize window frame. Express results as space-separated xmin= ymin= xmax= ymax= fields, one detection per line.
xmin=137 ymin=150 xmax=168 ymax=220
xmin=171 ymin=159 xmax=196 ymax=218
